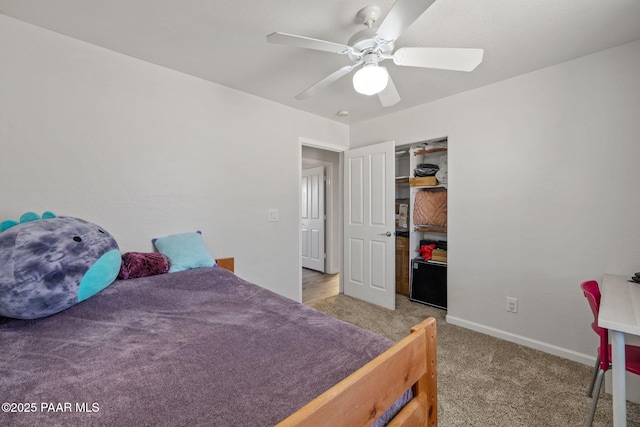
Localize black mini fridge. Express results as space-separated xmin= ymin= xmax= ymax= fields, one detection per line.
xmin=410 ymin=259 xmax=447 ymax=309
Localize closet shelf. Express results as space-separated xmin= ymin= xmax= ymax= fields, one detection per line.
xmin=414 ymin=226 xmax=447 ymax=233
xmin=395 ymin=177 xmax=410 ymax=183
xmin=411 ymin=184 xmax=446 ymax=189
xmin=413 ymin=147 xmax=447 ymax=156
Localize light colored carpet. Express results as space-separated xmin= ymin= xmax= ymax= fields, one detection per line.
xmin=310 ymin=294 xmax=640 ymax=427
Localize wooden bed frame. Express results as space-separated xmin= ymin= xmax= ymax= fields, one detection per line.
xmin=278 ymin=317 xmax=438 ymax=427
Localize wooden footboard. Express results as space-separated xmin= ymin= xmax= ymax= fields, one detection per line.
xmin=277 ymin=317 xmax=437 ymax=427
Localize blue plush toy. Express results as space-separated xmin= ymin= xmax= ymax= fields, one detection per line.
xmin=0 ymin=212 xmax=121 ymax=319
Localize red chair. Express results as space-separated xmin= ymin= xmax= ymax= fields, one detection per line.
xmin=581 ymin=280 xmax=640 ymax=426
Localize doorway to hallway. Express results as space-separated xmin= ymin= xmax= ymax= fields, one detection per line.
xmin=302 ymin=268 xmax=339 ymax=305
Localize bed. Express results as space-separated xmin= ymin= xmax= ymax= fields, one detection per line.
xmin=1 ymin=266 xmax=437 ymax=426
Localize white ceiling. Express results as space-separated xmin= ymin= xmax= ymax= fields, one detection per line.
xmin=2 ymin=0 xmax=640 ymax=124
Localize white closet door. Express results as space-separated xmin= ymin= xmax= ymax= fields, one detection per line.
xmin=343 ymin=141 xmax=395 ymax=310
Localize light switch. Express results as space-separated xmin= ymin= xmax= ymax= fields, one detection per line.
xmin=268 ymin=208 xmax=280 ymax=222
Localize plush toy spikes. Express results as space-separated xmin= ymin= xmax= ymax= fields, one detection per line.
xmin=0 ymin=211 xmax=57 ymax=233
xmin=0 ymin=220 xmax=18 ymax=233
xmin=20 ymin=212 xmax=41 ymax=223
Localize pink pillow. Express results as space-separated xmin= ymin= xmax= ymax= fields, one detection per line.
xmin=118 ymin=252 xmax=170 ymax=280
xmin=413 ymin=190 xmax=447 ymax=227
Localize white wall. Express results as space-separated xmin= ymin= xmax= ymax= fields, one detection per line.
xmin=0 ymin=15 xmax=349 ymax=301
xmin=351 ymin=39 xmax=640 ymax=363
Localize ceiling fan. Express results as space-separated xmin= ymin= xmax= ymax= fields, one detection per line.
xmin=267 ymin=0 xmax=483 ymax=107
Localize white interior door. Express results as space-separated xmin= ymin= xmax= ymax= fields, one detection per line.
xmin=343 ymin=141 xmax=395 ymax=310
xmin=301 ymin=166 xmax=325 ymax=272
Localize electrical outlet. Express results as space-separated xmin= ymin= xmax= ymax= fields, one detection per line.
xmin=506 ymin=297 xmax=518 ymax=313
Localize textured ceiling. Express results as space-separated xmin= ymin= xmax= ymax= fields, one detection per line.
xmin=2 ymin=0 xmax=640 ymax=124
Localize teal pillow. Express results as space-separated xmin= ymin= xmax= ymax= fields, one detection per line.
xmin=153 ymin=232 xmax=216 ymax=273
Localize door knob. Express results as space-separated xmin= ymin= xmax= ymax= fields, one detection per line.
xmin=379 ymin=231 xmax=392 ymax=237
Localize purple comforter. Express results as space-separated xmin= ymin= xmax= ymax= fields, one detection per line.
xmin=1 ymin=267 xmax=397 ymax=426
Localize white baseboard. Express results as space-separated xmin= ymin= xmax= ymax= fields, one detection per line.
xmin=445 ymin=314 xmax=595 ymax=366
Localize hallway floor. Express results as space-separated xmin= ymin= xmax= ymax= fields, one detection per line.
xmin=302 ymin=268 xmax=339 ymax=305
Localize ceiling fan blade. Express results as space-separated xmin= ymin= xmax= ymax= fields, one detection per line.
xmin=393 ymin=47 xmax=484 ymax=71
xmin=295 ymin=64 xmax=358 ymax=100
xmin=375 ymin=0 xmax=436 ymax=43
xmin=267 ymin=32 xmax=352 ymax=55
xmin=377 ymin=70 xmax=401 ymax=107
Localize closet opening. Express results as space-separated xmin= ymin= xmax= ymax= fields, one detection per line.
xmin=395 ymin=137 xmax=448 ymax=309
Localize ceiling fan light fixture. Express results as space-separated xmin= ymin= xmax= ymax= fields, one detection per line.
xmin=352 ymin=64 xmax=389 ymax=96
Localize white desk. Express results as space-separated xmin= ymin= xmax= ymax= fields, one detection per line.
xmin=598 ymin=274 xmax=640 ymax=427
